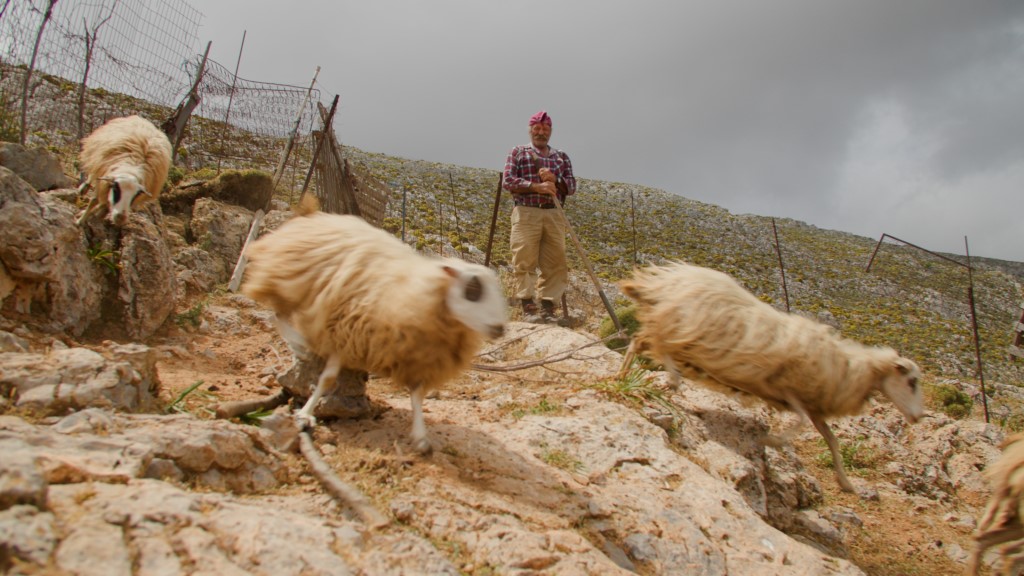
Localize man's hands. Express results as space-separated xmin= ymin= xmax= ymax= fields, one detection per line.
xmin=533 ymin=168 xmax=557 ymax=197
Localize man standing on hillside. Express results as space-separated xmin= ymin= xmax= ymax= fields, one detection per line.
xmin=502 ymin=110 xmax=577 ymax=323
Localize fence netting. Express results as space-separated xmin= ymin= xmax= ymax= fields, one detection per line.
xmin=0 ymin=0 xmax=387 ymax=218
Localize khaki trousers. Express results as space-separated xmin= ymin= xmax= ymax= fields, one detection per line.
xmin=510 ymin=205 xmax=568 ymax=302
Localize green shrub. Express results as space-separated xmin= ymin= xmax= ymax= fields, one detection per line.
xmin=999 ymin=413 xmax=1024 ymax=433
xmin=166 ymin=165 xmax=185 ymax=188
xmin=815 ymin=436 xmax=879 ymax=476
xmin=597 ymin=305 xmax=641 ymax=353
xmin=932 ymin=384 xmax=973 ymax=420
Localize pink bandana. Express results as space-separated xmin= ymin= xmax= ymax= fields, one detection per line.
xmin=528 ymin=110 xmax=552 ymax=126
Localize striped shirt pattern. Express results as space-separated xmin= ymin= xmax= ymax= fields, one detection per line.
xmin=503 ymin=145 xmax=577 ymax=207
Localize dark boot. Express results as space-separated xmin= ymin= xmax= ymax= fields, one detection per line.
xmin=541 ymin=298 xmax=572 ymax=327
xmin=521 ymin=299 xmax=538 ymax=315
xmin=540 ymin=299 xmax=557 ymax=320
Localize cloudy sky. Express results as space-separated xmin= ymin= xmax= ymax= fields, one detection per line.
xmin=197 ymin=1 xmax=1024 ymax=262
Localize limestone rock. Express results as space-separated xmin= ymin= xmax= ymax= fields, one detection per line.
xmin=117 ymin=209 xmax=177 ymax=340
xmin=0 ymin=167 xmax=103 ymax=335
xmin=189 ymin=197 xmax=255 ymax=283
xmin=0 ymin=142 xmax=75 ymax=191
xmin=0 ymin=343 xmax=160 ymax=415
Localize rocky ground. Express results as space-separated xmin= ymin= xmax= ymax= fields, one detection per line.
xmin=0 ymin=286 xmax=1008 ymax=575
xmin=0 ymin=140 xmax=1019 ymax=575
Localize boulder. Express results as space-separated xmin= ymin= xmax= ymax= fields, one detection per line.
xmin=160 ymin=169 xmax=274 ymax=215
xmin=0 ymin=142 xmax=75 ymax=191
xmin=0 ymin=343 xmax=160 ymax=415
xmin=78 ymin=201 xmax=178 ymax=340
xmin=117 ymin=209 xmax=177 ymax=340
xmin=189 ymin=197 xmax=255 ymax=283
xmin=0 ymin=167 xmax=103 ymax=335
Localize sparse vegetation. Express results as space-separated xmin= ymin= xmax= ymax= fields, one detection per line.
xmin=931 ymin=383 xmax=974 ymax=420
xmin=538 ymin=443 xmax=584 ymax=473
xmin=814 ymin=435 xmax=881 ymax=477
xmin=501 ymin=397 xmax=563 ymax=420
xmin=165 ymin=380 xmax=214 ymax=415
xmin=87 ymin=245 xmax=119 ymax=274
xmin=174 ymin=300 xmax=206 ymax=328
xmin=588 ymin=368 xmax=680 ymax=419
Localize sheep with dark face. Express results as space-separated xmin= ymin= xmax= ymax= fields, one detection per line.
xmin=242 ymin=210 xmax=507 ymax=454
xmin=618 ymin=261 xmax=924 ymax=493
xmin=76 ymin=115 xmax=172 ymax=226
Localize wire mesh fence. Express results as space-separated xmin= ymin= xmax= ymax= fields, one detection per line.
xmin=0 ymin=0 xmax=201 ymax=143
xmin=0 ymin=0 xmax=384 ymax=215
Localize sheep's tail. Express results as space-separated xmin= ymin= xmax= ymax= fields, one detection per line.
xmin=295 ymin=193 xmax=321 ymax=216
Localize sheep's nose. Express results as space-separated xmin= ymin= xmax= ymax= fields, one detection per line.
xmin=489 ymin=325 xmax=505 ymax=339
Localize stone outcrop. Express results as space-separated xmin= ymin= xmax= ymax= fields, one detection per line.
xmin=0 ymin=342 xmax=160 ymax=415
xmin=0 ymin=142 xmax=75 ymax=191
xmin=189 ymin=197 xmax=256 ymax=283
xmin=0 ymin=167 xmax=103 ymax=335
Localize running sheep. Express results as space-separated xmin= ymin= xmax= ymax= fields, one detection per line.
xmin=967 ymin=433 xmax=1024 ymax=576
xmin=76 ymin=115 xmax=172 ymax=226
xmin=618 ymin=261 xmax=924 ymax=493
xmin=241 ymin=209 xmax=507 ymax=455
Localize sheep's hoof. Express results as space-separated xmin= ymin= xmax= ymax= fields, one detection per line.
xmin=295 ymin=412 xmax=318 ymax=431
xmin=413 ymin=438 xmax=433 ymax=457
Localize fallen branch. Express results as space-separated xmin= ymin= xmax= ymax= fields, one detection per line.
xmin=298 ymin=430 xmax=390 ymax=529
xmin=472 ymin=332 xmax=623 ymax=373
xmin=213 ymin=389 xmax=291 ymax=420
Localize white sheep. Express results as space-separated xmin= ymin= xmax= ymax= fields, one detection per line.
xmin=241 ymin=210 xmax=507 ymax=454
xmin=968 ymin=433 xmax=1024 ymax=576
xmin=618 ymin=261 xmax=923 ymax=493
xmin=76 ymin=115 xmax=172 ymax=226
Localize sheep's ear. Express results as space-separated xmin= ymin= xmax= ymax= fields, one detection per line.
xmin=441 ymin=265 xmax=459 ymax=279
xmin=620 ymin=281 xmax=647 ymax=304
xmin=894 ymin=361 xmax=910 ymax=375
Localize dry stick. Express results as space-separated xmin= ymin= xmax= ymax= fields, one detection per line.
xmin=19 ymin=0 xmax=57 ymax=145
xmin=228 ymin=67 xmax=320 ymax=293
xmin=214 ymin=389 xmax=290 ymax=420
xmin=296 ymin=94 xmax=339 ymax=207
xmin=77 ymin=0 xmax=118 ymax=141
xmin=483 ymin=173 xmax=503 ymax=268
xmin=472 ymin=332 xmax=619 ymax=373
xmin=298 ymin=430 xmax=390 ymax=529
xmin=226 ymin=209 xmax=264 ymax=292
xmin=551 ymin=196 xmax=623 ymax=332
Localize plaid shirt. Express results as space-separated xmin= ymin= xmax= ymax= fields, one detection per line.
xmin=503 ymin=145 xmax=577 ymax=207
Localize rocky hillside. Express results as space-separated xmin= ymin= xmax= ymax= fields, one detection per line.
xmin=350 ymin=147 xmax=1024 ymax=391
xmin=0 ymin=104 xmax=1023 ymax=575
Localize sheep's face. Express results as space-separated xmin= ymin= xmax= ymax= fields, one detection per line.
xmin=879 ymin=357 xmax=924 ymax=423
xmin=106 ymin=174 xmax=150 ymax=226
xmin=441 ymin=262 xmax=507 ymax=340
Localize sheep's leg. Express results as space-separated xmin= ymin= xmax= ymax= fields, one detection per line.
xmin=809 ymin=414 xmax=856 ymax=493
xmin=274 ymin=316 xmax=311 ymax=360
xmin=409 ymin=385 xmax=433 ymax=456
xmin=762 ymin=391 xmax=810 ymax=448
xmin=660 ymin=355 xmax=683 ymax=390
xmin=966 ymin=522 xmax=1024 ymax=576
xmin=999 ymin=538 xmax=1024 ymax=576
xmin=75 ymin=196 xmax=100 ymax=227
xmin=615 ymin=339 xmax=637 ymax=380
xmin=297 ymin=354 xmax=342 ymax=429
